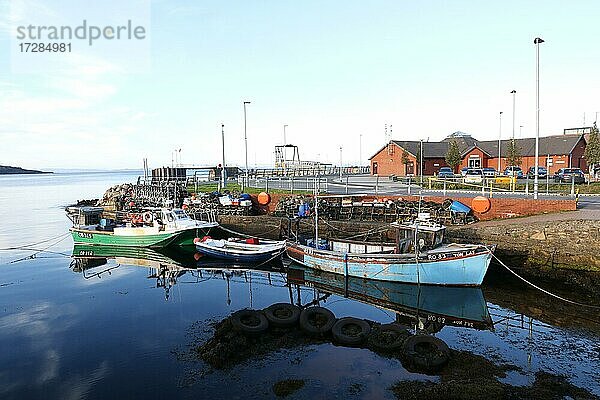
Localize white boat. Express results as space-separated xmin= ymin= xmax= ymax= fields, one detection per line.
xmin=195 ymin=237 xmax=285 ymax=262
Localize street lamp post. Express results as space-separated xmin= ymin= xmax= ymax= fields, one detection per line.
xmin=243 ymin=101 xmax=251 ymax=186
xmin=221 ymin=123 xmax=226 ymax=188
xmin=419 ymin=139 xmax=424 ymax=184
xmin=534 ymin=37 xmax=545 ymax=200
xmin=511 ymin=90 xmax=516 ymax=139
xmin=359 ymin=134 xmax=363 ymax=167
xmin=339 ymin=146 xmax=343 ymax=179
xmin=498 ymin=111 xmax=503 ymax=172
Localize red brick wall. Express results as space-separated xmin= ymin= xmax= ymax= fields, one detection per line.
xmin=370 ymin=143 xmax=417 ymax=176
xmin=571 ymin=137 xmax=588 ymax=172
xmin=424 ymin=158 xmax=449 ymax=175
xmin=460 ymin=147 xmax=490 ymax=170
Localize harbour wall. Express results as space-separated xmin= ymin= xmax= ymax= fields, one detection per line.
xmin=252 ymin=193 xmax=577 ymax=221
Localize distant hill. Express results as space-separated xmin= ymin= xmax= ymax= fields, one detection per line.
xmin=0 ymin=165 xmax=52 ymax=175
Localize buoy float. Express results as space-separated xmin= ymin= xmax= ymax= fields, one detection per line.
xmin=471 ymin=196 xmax=491 ymax=213
xmin=257 ymin=192 xmax=271 ymax=206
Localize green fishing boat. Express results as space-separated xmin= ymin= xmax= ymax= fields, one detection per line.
xmin=67 ymin=206 xmax=218 ymax=248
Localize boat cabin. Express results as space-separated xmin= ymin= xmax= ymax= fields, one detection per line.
xmin=392 ymin=219 xmax=445 ymax=253
xmin=66 ymin=206 xmax=199 ymax=232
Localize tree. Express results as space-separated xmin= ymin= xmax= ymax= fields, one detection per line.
xmin=507 ymin=139 xmax=522 ymax=167
xmin=585 ymin=122 xmax=600 ymax=177
xmin=401 ymin=148 xmax=410 ymax=176
xmin=445 ymin=139 xmax=461 ymax=172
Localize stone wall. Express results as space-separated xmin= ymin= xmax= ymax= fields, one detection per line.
xmin=448 ymin=220 xmax=600 ymax=274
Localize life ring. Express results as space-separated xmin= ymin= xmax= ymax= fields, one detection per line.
xmin=143 ymin=212 xmax=153 ymax=224
xmin=230 ymin=309 xmax=269 ymax=336
xmin=263 ymin=303 xmax=301 ymax=328
xmin=368 ymin=323 xmax=410 ymax=352
xmin=299 ymin=306 xmax=336 ymax=336
xmin=402 ymin=334 xmax=450 ymax=373
xmin=331 ymin=317 xmax=371 ymax=346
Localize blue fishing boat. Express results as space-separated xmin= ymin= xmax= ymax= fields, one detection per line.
xmin=286 ymin=217 xmax=495 ymax=286
xmin=195 ymin=237 xmax=285 ymax=262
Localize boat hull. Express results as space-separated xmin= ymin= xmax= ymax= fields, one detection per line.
xmin=195 ymin=241 xmax=284 ymax=263
xmin=286 ymin=242 xmax=493 ymax=286
xmin=70 ymin=228 xmax=181 ymax=248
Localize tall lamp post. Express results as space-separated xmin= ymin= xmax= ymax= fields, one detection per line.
xmin=419 ymin=139 xmax=424 ymax=184
xmin=534 ymin=37 xmax=545 ymax=200
xmin=221 ymin=123 xmax=226 ymax=188
xmin=359 ymin=134 xmax=363 ymax=167
xmin=511 ymin=90 xmax=516 ymax=139
xmin=339 ymin=146 xmax=343 ymax=179
xmin=498 ymin=111 xmax=503 ymax=172
xmin=243 ymin=101 xmax=251 ymax=186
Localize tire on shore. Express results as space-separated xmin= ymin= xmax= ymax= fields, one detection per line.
xmin=368 ymin=323 xmax=410 ymax=352
xmin=402 ymin=334 xmax=450 ymax=373
xmin=331 ymin=317 xmax=371 ymax=346
xmin=230 ymin=309 xmax=269 ymax=336
xmin=263 ymin=303 xmax=301 ymax=328
xmin=299 ymin=306 xmax=336 ymax=336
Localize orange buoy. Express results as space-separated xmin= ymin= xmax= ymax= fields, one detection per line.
xmin=257 ymin=192 xmax=271 ymax=206
xmin=471 ymin=196 xmax=491 ymax=213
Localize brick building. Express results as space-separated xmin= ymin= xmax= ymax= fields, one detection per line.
xmin=369 ymin=131 xmax=588 ymax=176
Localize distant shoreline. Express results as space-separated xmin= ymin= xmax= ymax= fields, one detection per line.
xmin=0 ymin=165 xmax=53 ymax=175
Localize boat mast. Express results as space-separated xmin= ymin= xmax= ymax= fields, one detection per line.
xmin=314 ymin=162 xmax=319 ymax=246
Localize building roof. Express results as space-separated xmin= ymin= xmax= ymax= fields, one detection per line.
xmin=477 ymin=134 xmax=584 ymax=157
xmin=369 ymin=134 xmax=585 ymax=160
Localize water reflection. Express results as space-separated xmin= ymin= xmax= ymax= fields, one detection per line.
xmin=70 ymin=245 xmax=493 ymax=332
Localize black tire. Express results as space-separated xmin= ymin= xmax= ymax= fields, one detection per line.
xmin=368 ymin=323 xmax=410 ymax=352
xmin=331 ymin=317 xmax=371 ymax=346
xmin=299 ymin=306 xmax=336 ymax=336
xmin=402 ymin=334 xmax=450 ymax=373
xmin=230 ymin=309 xmax=269 ymax=336
xmin=263 ymin=303 xmax=301 ymax=328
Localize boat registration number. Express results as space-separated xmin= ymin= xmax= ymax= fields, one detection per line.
xmin=77 ymin=232 xmax=94 ymax=239
xmin=427 ymin=250 xmax=474 ymax=260
xmin=78 ymin=250 xmax=94 ymax=256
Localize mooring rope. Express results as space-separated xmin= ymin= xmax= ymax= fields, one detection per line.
xmin=0 ymin=232 xmax=71 ymax=251
xmin=3 ymin=234 xmax=71 ymax=265
xmin=217 ymin=224 xmax=282 ymax=239
xmin=487 ymin=246 xmax=600 ymax=309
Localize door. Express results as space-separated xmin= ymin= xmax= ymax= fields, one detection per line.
xmin=406 ymin=162 xmax=414 ymax=176
xmin=372 ymin=162 xmax=378 ymax=175
xmin=468 ymin=156 xmax=481 ymax=168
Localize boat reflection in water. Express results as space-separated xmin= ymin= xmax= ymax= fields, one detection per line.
xmin=70 ymin=245 xmax=492 ymax=332
xmin=287 ymin=264 xmax=493 ymax=332
xmin=70 ymin=245 xmax=285 ymax=300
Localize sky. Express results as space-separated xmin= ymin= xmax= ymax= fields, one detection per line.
xmin=0 ymin=0 xmax=599 ymax=170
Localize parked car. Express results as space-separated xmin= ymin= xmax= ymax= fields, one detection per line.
xmin=482 ymin=167 xmax=497 ymax=177
xmin=464 ymin=168 xmax=484 ymax=183
xmin=503 ymin=166 xmax=523 ymax=178
xmin=437 ymin=167 xmax=454 ymax=179
xmin=554 ymin=168 xmax=585 ymax=184
xmin=460 ymin=167 xmax=469 ymax=176
xmin=527 ymin=166 xmax=548 ymax=179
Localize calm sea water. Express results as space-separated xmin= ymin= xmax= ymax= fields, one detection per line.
xmin=0 ymin=171 xmax=598 ymax=399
